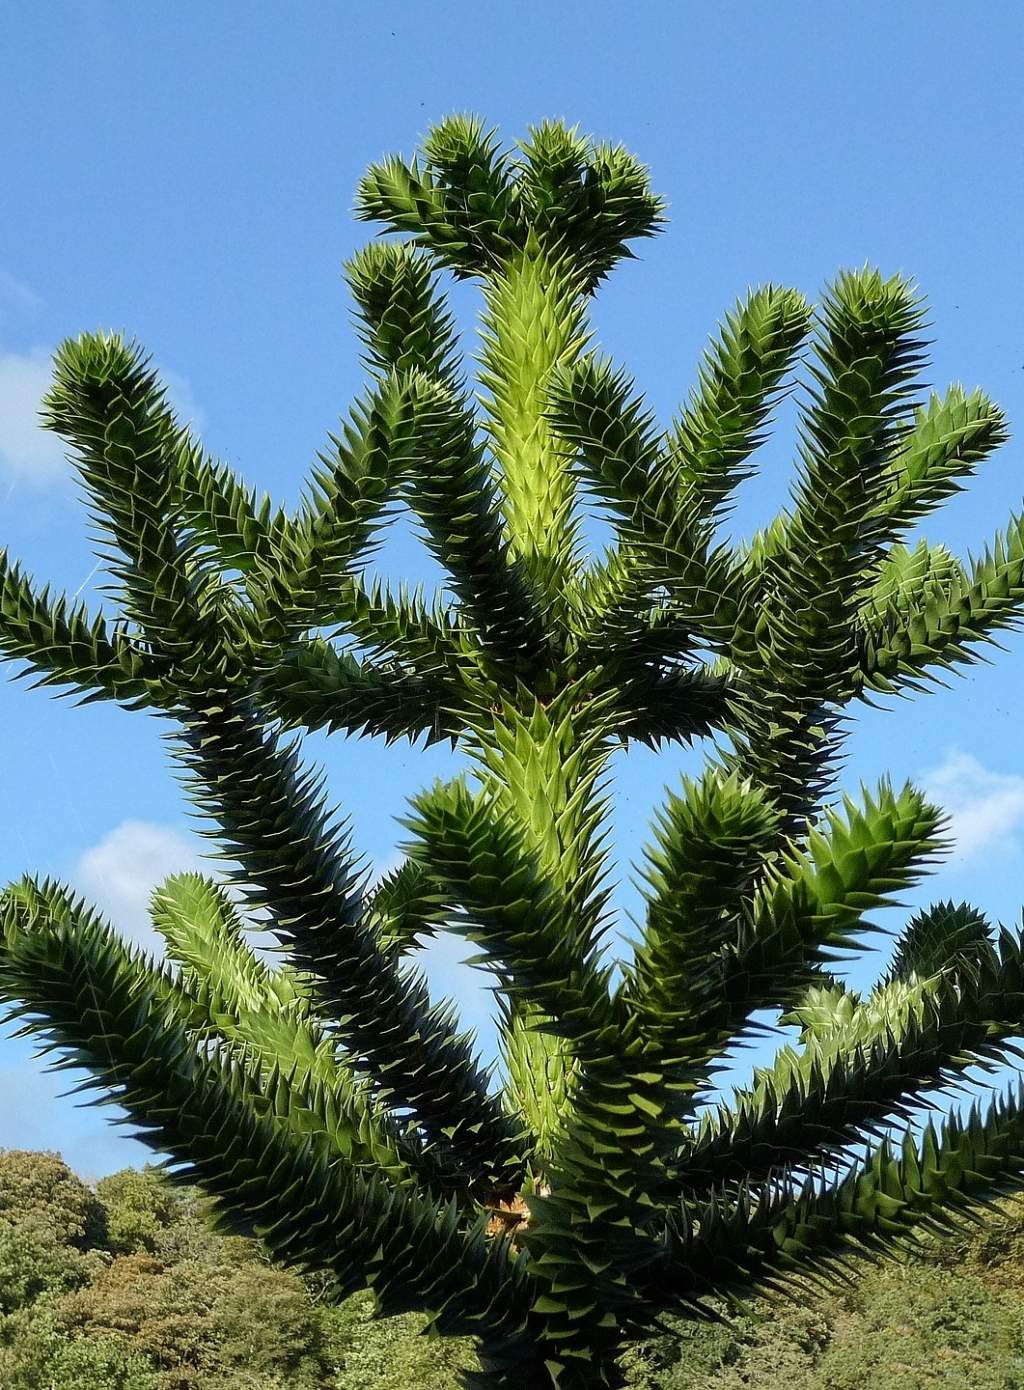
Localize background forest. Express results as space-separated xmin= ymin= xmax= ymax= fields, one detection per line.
xmin=3 ymin=1147 xmax=1023 ymax=1389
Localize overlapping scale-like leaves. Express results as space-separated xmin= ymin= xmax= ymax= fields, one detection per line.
xmin=4 ymin=116 xmax=1024 ymax=1390
xmin=0 ymin=879 xmax=534 ymax=1351
xmin=0 ymin=548 xmax=160 ymax=708
xmin=174 ymin=690 xmax=524 ymax=1194
xmin=680 ymin=917 xmax=1024 ymax=1190
xmin=657 ymin=1092 xmax=1024 ymax=1315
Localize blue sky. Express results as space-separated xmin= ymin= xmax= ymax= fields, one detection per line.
xmin=2 ymin=0 xmax=1024 ymax=1176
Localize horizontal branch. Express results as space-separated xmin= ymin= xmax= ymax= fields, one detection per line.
xmin=0 ymin=549 xmax=161 ymax=708
xmin=152 ymin=871 xmax=426 ymax=1181
xmin=655 ymin=1089 xmax=1024 ymax=1314
xmin=255 ymin=637 xmax=462 ymax=745
xmin=679 ymin=920 xmax=1024 ymax=1190
xmin=857 ymin=518 xmax=1024 ymax=694
xmin=663 ymin=781 xmax=946 ymax=1107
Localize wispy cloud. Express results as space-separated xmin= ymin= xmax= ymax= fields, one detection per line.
xmin=0 ymin=271 xmax=41 ymax=318
xmin=69 ymin=818 xmax=284 ymax=963
xmin=0 ymin=345 xmax=205 ymax=486
xmin=0 ymin=347 xmax=67 ymax=482
xmin=72 ymin=819 xmax=206 ymax=954
xmin=921 ymin=749 xmax=1024 ymax=865
xmin=161 ymin=366 xmax=206 ymax=433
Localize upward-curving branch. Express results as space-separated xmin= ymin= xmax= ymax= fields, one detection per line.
xmin=2 ymin=116 xmax=1024 ymax=1390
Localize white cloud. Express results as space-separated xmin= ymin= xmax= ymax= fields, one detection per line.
xmin=0 ymin=346 xmax=205 ymax=486
xmin=0 ymin=347 xmax=66 ymax=482
xmin=69 ymin=819 xmax=281 ymax=963
xmin=922 ymin=749 xmax=1024 ymax=865
xmin=161 ymin=366 xmax=206 ymax=434
xmin=72 ymin=819 xmax=205 ymax=954
xmin=0 ymin=271 xmax=41 ymax=318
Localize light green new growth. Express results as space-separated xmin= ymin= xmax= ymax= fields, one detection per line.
xmin=2 ymin=115 xmax=1024 ymax=1389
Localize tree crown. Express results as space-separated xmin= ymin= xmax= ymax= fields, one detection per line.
xmin=2 ymin=115 xmax=1024 ymax=1389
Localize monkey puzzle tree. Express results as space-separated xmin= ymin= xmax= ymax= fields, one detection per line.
xmin=3 ymin=116 xmax=1024 ymax=1389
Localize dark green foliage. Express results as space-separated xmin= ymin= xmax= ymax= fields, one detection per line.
xmin=0 ymin=1152 xmax=337 ymax=1389
xmin=323 ymin=1292 xmax=471 ymax=1390
xmin=3 ymin=115 xmax=1024 ymax=1389
xmin=7 ymin=1150 xmax=1024 ymax=1388
xmin=0 ymin=1150 xmax=107 ymax=1316
xmin=96 ymin=1167 xmax=188 ymax=1256
xmin=620 ymin=1200 xmax=1024 ymax=1388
